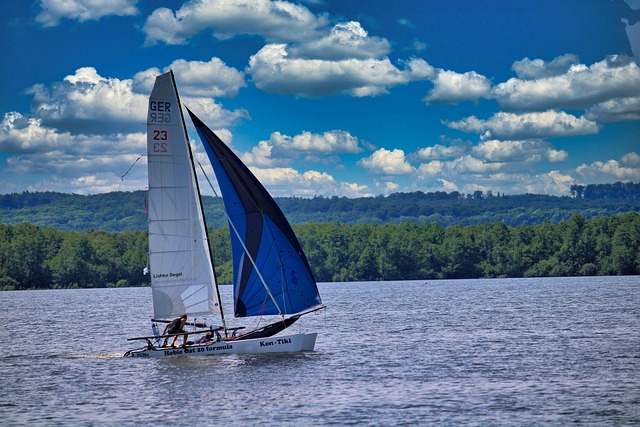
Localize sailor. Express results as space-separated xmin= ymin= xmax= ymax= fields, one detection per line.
xmin=163 ymin=314 xmax=188 ymax=347
xmin=195 ymin=332 xmax=214 ymax=344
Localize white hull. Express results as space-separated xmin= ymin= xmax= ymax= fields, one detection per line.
xmin=125 ymin=333 xmax=317 ymax=358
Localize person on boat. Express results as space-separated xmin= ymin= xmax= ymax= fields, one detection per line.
xmin=195 ymin=332 xmax=213 ymax=344
xmin=163 ymin=313 xmax=188 ymax=347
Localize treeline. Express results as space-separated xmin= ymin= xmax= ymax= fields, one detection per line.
xmin=1 ymin=182 xmax=639 ymax=232
xmin=570 ymin=182 xmax=640 ymax=200
xmin=1 ymin=213 xmax=638 ymax=290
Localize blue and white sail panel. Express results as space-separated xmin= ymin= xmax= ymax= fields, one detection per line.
xmin=187 ymin=109 xmax=323 ymax=318
xmin=146 ymin=72 xmax=221 ymax=320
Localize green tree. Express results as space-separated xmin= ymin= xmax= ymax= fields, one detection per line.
xmin=49 ymin=233 xmax=98 ymax=288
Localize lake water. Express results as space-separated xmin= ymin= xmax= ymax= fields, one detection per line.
xmin=1 ymin=276 xmax=638 ymax=426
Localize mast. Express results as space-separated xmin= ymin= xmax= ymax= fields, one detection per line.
xmin=168 ymin=70 xmax=227 ymax=331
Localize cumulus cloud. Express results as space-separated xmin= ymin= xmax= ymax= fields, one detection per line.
xmin=358 ymin=148 xmax=415 ymax=175
xmin=27 ymin=66 xmax=247 ymax=134
xmin=5 ymin=64 xmax=248 ymax=194
xmin=416 ymin=160 xmax=444 ymax=178
xmin=142 ymin=2 xmax=433 ymax=99
xmin=288 ymin=21 xmax=391 ymax=60
xmin=142 ymin=0 xmax=327 ymax=45
xmin=584 ymin=96 xmax=640 ymax=122
xmin=270 ymin=130 xmax=362 ymax=153
xmin=492 ymin=55 xmax=640 ymax=111
xmin=0 ymin=111 xmax=145 ymax=159
xmin=248 ymin=166 xmax=369 ymax=197
xmin=0 ymin=112 xmax=147 ymax=194
xmin=415 ymin=162 xmax=576 ymax=196
xmin=248 ymin=44 xmax=431 ymax=97
xmin=621 ymin=152 xmax=640 ymax=167
xmin=36 ymin=0 xmax=138 ymax=27
xmin=575 ymin=154 xmax=640 ymax=182
xmin=414 ymin=140 xmax=471 ymax=160
xmin=133 ymin=58 xmax=246 ymax=98
xmin=423 ymin=70 xmax=491 ymax=105
xmin=241 ymin=129 xmax=363 ymax=166
xmin=27 ymin=67 xmax=147 ymax=133
xmin=1 ymin=112 xmax=72 ymax=154
xmin=511 ymin=54 xmax=580 ymax=80
xmin=472 ymin=139 xmax=568 ymax=163
xmin=444 ymin=110 xmax=600 ymax=140
xmin=448 ymin=155 xmax=506 ymax=174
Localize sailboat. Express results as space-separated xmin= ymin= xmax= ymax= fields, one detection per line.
xmin=124 ymin=71 xmax=324 ymax=357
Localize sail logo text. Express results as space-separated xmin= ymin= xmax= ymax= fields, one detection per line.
xmin=153 ymin=272 xmax=183 ymax=279
xmin=150 ymin=101 xmax=171 ymax=111
xmin=162 ymin=344 xmax=233 ymax=356
xmin=260 ymin=338 xmax=292 ymax=347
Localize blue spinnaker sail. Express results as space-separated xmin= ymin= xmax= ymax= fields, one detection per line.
xmin=187 ymin=109 xmax=323 ymax=318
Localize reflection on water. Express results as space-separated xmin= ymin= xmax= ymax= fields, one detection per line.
xmin=1 ymin=276 xmax=639 ymax=425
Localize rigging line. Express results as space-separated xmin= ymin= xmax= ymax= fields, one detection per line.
xmin=121 ymin=154 xmax=144 ymax=180
xmin=196 ymin=159 xmax=283 ymax=316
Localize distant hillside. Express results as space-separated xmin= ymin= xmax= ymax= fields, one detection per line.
xmin=0 ymin=182 xmax=638 ymax=232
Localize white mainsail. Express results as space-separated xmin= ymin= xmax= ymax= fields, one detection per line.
xmin=146 ymin=71 xmax=221 ymax=320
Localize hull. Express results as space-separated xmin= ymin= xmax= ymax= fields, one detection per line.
xmin=124 ymin=333 xmax=317 ymax=358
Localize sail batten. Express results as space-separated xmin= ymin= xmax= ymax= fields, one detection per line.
xmin=187 ymin=108 xmax=323 ymax=318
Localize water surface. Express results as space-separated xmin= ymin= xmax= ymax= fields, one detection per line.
xmin=1 ymin=276 xmax=638 ymax=425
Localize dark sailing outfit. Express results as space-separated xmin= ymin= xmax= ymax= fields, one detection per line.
xmin=166 ymin=317 xmax=185 ymax=334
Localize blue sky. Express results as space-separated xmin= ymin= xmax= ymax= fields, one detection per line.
xmin=1 ymin=0 xmax=639 ymax=197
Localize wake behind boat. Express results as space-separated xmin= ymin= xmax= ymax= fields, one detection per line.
xmin=125 ymin=71 xmax=324 ymax=358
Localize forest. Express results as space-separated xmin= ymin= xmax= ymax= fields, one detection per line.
xmin=1 ymin=212 xmax=638 ymax=290
xmin=0 ymin=181 xmax=639 ymax=232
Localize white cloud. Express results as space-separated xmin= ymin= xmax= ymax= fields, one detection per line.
xmin=410 ymin=40 xmax=427 ymax=52
xmin=132 ymin=58 xmax=246 ymax=98
xmin=27 ymin=67 xmax=147 ymax=133
xmin=288 ymin=21 xmax=391 ymax=60
xmin=493 ymin=55 xmax=640 ymax=112
xmin=36 ymin=0 xmax=138 ymax=27
xmin=272 ymin=130 xmax=362 ymax=153
xmin=448 ymin=155 xmax=506 ymax=174
xmin=472 ymin=139 xmax=567 ymax=163
xmin=416 ymin=160 xmax=444 ymax=178
xmin=241 ymin=129 xmax=362 ymax=166
xmin=511 ymin=54 xmax=580 ymax=80
xmin=414 ymin=140 xmax=471 ymax=161
xmin=248 ymin=44 xmax=431 ymax=97
xmin=371 ymin=180 xmax=400 ymax=194
xmin=142 ymin=0 xmax=327 ymax=45
xmin=247 ymin=166 xmax=369 ymax=197
xmin=621 ymin=152 xmax=640 ymax=167
xmin=358 ymin=148 xmax=415 ymax=175
xmin=546 ymin=149 xmax=569 ymax=163
xmin=516 ymin=170 xmax=574 ymax=195
xmin=424 ymin=70 xmax=491 ymax=105
xmin=444 ymin=110 xmax=600 ymax=140
xmin=415 ymin=166 xmax=576 ymax=196
xmin=575 ymin=155 xmax=640 ymax=182
xmin=242 ymin=141 xmax=277 ymax=167
xmin=1 ymin=63 xmax=253 ymax=195
xmin=0 ymin=111 xmax=148 ymax=194
xmin=1 ymin=112 xmax=72 ymax=154
xmin=584 ymin=96 xmax=640 ymax=122
xmin=27 ymin=67 xmax=246 ymax=134
xmin=142 ymin=3 xmax=434 ymax=99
